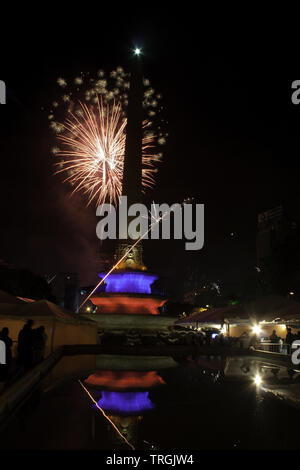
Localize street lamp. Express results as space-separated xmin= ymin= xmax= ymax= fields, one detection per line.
xmin=252 ymin=324 xmax=261 ymax=335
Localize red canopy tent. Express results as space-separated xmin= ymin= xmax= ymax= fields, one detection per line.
xmin=176 ymin=306 xmax=239 ymax=326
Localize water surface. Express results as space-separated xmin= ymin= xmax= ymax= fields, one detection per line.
xmin=1 ymin=354 xmax=300 ymax=450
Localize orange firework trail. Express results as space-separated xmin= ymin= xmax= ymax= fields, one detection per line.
xmin=54 ymin=97 xmax=159 ymax=206
xmin=78 ymin=379 xmax=135 ymax=450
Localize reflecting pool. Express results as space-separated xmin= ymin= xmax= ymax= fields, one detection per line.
xmin=1 ymin=354 xmax=300 ymax=450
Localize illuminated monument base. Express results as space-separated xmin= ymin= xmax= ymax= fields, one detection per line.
xmin=90 ymin=293 xmax=165 ymax=315
xmin=90 ymin=271 xmax=166 ymax=316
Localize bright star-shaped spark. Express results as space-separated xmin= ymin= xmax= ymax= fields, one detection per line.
xmin=134 ymin=47 xmax=142 ymax=56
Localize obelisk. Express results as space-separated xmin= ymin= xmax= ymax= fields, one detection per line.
xmin=114 ymin=50 xmax=146 ymax=271
xmin=90 ymin=49 xmax=166 ymax=315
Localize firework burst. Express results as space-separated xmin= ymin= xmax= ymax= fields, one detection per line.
xmin=48 ymin=67 xmax=167 ymax=206
xmin=55 ymin=98 xmax=160 ymax=206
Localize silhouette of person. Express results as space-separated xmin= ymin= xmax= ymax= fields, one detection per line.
xmin=287 ymin=368 xmax=296 ymax=380
xmin=286 ymin=327 xmax=294 ymax=354
xmin=239 ymin=331 xmax=249 ymax=349
xmin=0 ymin=327 xmax=13 ymax=380
xmin=270 ymin=330 xmax=279 ymax=352
xmin=286 ymin=327 xmax=293 ymax=343
xmin=205 ymin=331 xmax=211 ymax=346
xmin=271 ymin=368 xmax=279 ymax=377
xmin=219 ymin=333 xmax=225 ymax=346
xmin=33 ymin=326 xmax=47 ymax=363
xmin=18 ymin=319 xmax=34 ymax=370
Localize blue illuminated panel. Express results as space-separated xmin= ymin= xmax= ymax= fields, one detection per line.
xmin=97 ymin=391 xmax=154 ymax=414
xmin=98 ymin=272 xmax=158 ymax=294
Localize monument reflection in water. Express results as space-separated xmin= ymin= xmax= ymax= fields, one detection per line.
xmin=84 ymin=370 xmax=166 ymax=448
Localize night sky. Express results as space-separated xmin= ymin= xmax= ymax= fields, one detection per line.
xmin=0 ymin=14 xmax=299 ymax=300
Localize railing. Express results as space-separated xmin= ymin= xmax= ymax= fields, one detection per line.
xmin=256 ymin=341 xmax=291 ymax=355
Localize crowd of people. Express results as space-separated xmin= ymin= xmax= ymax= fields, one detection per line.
xmin=99 ymin=326 xmax=228 ymax=348
xmin=268 ymin=327 xmax=300 ymax=353
xmin=0 ymin=319 xmax=47 ymax=381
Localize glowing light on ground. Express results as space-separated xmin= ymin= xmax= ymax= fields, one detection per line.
xmin=254 ymin=374 xmax=262 ymax=386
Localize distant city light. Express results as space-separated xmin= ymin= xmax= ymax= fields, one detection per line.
xmin=183 ymin=197 xmax=194 ymax=204
xmin=290 ymin=292 xmax=295 ymax=296
xmin=86 ymin=306 xmax=91 ymax=312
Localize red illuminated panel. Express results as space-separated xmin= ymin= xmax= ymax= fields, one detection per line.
xmin=90 ymin=294 xmax=165 ymax=315
xmin=85 ymin=370 xmax=166 ymax=390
